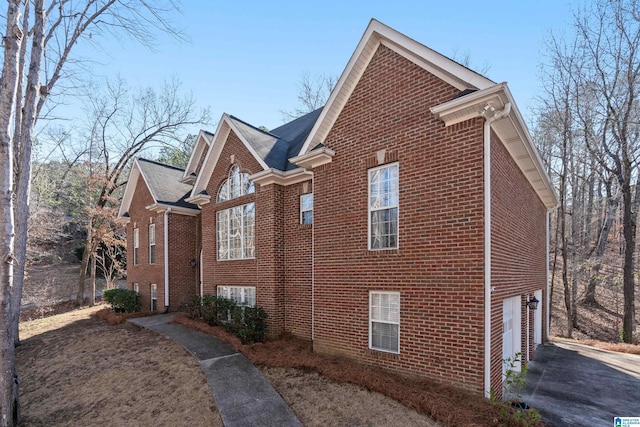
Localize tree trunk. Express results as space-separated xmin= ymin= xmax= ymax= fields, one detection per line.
xmin=11 ymin=0 xmax=45 ymax=347
xmin=584 ymin=188 xmax=618 ymax=305
xmin=76 ymin=225 xmax=93 ymax=305
xmin=90 ymin=251 xmax=96 ymax=306
xmin=0 ymin=1 xmax=23 ymax=424
xmin=621 ymin=178 xmax=636 ymax=343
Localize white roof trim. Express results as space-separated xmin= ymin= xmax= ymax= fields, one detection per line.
xmin=249 ymin=168 xmax=313 ymax=187
xmin=185 ymin=192 xmax=212 ymax=206
xmin=146 ymin=203 xmax=200 ymax=216
xmin=190 ymin=114 xmax=269 ymax=198
xmin=182 ymin=130 xmax=213 ymax=181
xmin=431 ymin=83 xmax=558 ymax=209
xmin=298 ymin=19 xmax=494 ymax=155
xmin=117 ymin=159 xmax=147 ymax=219
xmin=289 ymin=147 xmax=336 ymax=170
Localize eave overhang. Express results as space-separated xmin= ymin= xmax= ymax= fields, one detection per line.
xmin=431 ymin=83 xmax=558 ymax=209
xmin=289 ymin=147 xmax=336 ymax=170
xmin=249 ymin=167 xmax=313 ymax=187
xmin=185 ymin=192 xmax=212 ymax=207
xmin=145 ymin=203 xmax=200 ymax=216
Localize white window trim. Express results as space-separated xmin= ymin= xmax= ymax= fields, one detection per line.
xmin=217 ymin=286 xmax=256 ymax=306
xmin=133 ymin=228 xmax=139 ymax=266
xmin=368 ymin=163 xmax=399 ymax=250
xmin=216 ymin=202 xmax=255 ymax=261
xmin=369 ymin=291 xmax=400 ymax=354
xmin=217 ymin=165 xmax=255 ymax=202
xmin=149 ymin=224 xmax=156 ymax=265
xmin=133 ymin=283 xmax=139 ymax=293
xmin=151 ymin=283 xmax=157 ymax=311
xmin=300 ymin=193 xmax=313 ymax=224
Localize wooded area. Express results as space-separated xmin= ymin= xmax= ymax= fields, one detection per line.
xmin=534 ymin=0 xmax=639 ymax=344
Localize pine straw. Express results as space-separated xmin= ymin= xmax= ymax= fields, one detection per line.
xmin=92 ymin=307 xmax=157 ymax=325
xmin=173 ymin=316 xmax=545 ymax=427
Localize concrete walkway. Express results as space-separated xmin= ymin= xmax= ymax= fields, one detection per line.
xmin=128 ymin=314 xmax=301 ymax=427
xmin=522 ymin=340 xmax=640 ymax=426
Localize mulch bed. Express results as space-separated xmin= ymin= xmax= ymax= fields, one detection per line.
xmin=173 ymin=316 xmax=545 ymax=427
xmin=92 ymin=308 xmax=158 ymax=325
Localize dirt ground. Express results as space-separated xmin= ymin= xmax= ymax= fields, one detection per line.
xmin=17 ymin=307 xmax=222 ymax=426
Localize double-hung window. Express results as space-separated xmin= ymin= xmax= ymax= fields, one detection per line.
xmin=368 ymin=163 xmax=399 ymax=250
xmin=133 ymin=228 xmax=139 ymax=265
xmin=148 ymin=224 xmax=156 ymax=264
xmin=133 ymin=283 xmax=139 ymax=293
xmin=369 ymin=291 xmax=400 ymax=353
xmin=217 ymin=286 xmax=256 ymax=306
xmin=217 ymin=203 xmax=255 ymax=260
xmin=300 ymin=193 xmax=313 ymax=224
xmin=151 ymin=284 xmax=157 ymax=311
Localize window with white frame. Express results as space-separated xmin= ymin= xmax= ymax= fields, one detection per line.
xmin=217 ymin=286 xmax=256 ymax=306
xmin=217 ymin=203 xmax=255 ymax=260
xmin=133 ymin=283 xmax=139 ymax=293
xmin=369 ymin=291 xmax=400 ymax=353
xmin=149 ymin=224 xmax=156 ymax=264
xmin=217 ymin=165 xmax=255 ymax=202
xmin=368 ymin=163 xmax=399 ymax=250
xmin=133 ymin=228 xmax=139 ymax=265
xmin=300 ymin=193 xmax=313 ymax=224
xmin=151 ymin=284 xmax=157 ymax=311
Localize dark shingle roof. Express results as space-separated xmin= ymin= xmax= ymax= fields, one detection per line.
xmin=229 ymin=107 xmax=323 ymax=171
xmin=137 ymin=158 xmax=198 ymax=210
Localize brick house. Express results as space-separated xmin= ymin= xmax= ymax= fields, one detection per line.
xmin=117 ymin=20 xmax=557 ymax=397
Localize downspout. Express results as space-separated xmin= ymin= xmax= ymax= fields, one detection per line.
xmin=200 ymin=249 xmax=203 ymax=302
xmin=311 ymin=178 xmax=315 ymax=340
xmin=164 ymin=208 xmax=171 ymax=312
xmin=482 ymin=102 xmax=511 ymax=398
xmin=545 ymin=211 xmax=550 ymax=341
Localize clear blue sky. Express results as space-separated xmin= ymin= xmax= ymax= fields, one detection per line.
xmin=74 ymin=0 xmax=576 ymax=134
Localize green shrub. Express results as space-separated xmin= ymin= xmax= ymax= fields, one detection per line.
xmin=183 ymin=294 xmax=268 ymax=343
xmin=103 ymin=288 xmax=141 ymax=313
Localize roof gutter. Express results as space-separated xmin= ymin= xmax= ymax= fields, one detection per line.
xmin=482 ymin=102 xmax=511 ymax=398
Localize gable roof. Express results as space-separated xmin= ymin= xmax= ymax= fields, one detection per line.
xmin=189 ymin=108 xmax=322 ymax=198
xmin=117 ymin=158 xmax=199 ymax=221
xmin=298 ymin=19 xmax=495 ymax=155
xmin=182 ymin=130 xmax=214 ymax=183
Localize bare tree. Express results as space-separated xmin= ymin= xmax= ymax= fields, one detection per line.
xmin=0 ymin=1 xmax=187 ymax=424
xmin=280 ymin=72 xmax=336 ymax=121
xmin=75 ymin=77 xmax=208 ymax=306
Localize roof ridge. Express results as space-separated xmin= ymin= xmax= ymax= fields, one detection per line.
xmin=137 ymin=157 xmax=187 ymax=173
xmin=228 ymin=115 xmax=279 ymax=139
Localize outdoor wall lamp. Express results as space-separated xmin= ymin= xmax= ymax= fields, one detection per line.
xmin=526 ymin=296 xmax=539 ymax=310
xmin=189 ymin=258 xmax=197 ymax=267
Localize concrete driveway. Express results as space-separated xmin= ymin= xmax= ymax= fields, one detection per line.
xmin=522 ymin=340 xmax=640 ymax=426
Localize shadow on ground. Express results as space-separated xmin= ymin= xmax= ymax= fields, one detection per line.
xmin=523 ymin=340 xmax=640 ymax=426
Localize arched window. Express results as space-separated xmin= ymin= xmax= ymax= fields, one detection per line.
xmin=217 ymin=165 xmax=254 ymax=202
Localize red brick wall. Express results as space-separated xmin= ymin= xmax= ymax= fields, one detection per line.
xmin=311 ymin=44 xmax=486 ymax=392
xmin=283 ymin=181 xmax=313 ymax=339
xmin=200 ymin=131 xmax=260 ymax=297
xmin=125 ymin=176 xmax=165 ymax=311
xmin=167 ymin=214 xmax=198 ymax=310
xmin=489 ymin=130 xmax=547 ymax=396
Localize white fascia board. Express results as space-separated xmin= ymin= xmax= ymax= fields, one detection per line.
xmin=117 ymin=159 xmax=157 ymax=219
xmin=289 ymin=147 xmax=335 ymax=170
xmin=431 ymin=83 xmax=558 ymax=209
xmin=190 ymin=116 xmax=231 ymax=198
xmin=298 ymin=19 xmax=495 ymax=156
xmin=182 ymin=130 xmax=211 ymax=180
xmin=145 ymin=203 xmax=200 ymax=216
xmin=249 ymin=168 xmax=313 ymax=187
xmin=185 ymin=193 xmax=211 ymax=206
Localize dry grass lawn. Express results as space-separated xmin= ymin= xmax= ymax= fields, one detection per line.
xmin=17 ymin=306 xmax=222 ymax=426
xmin=18 ymin=306 xmax=442 ymax=427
